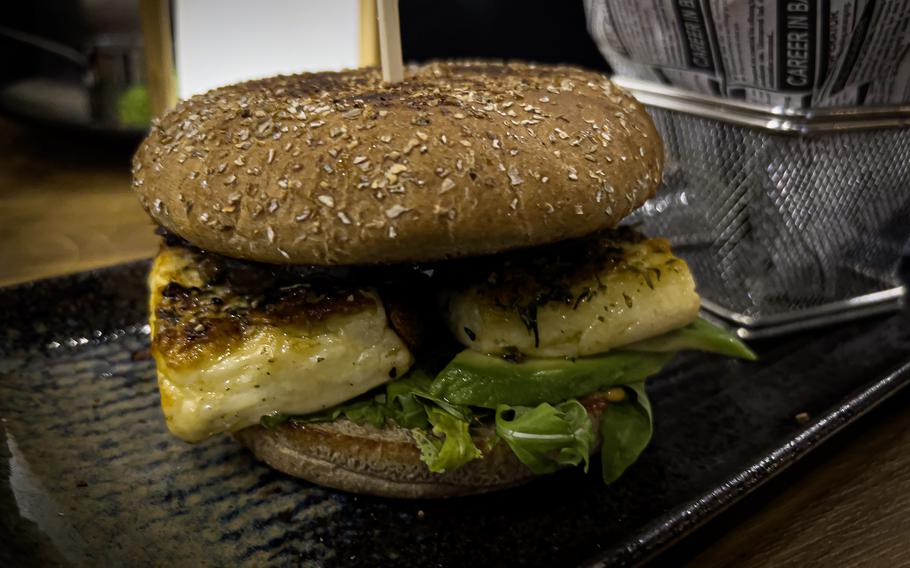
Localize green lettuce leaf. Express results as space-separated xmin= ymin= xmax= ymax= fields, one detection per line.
xmin=624 ymin=317 xmax=756 ymax=360
xmin=385 ymin=373 xmax=434 ymax=429
xmin=262 ymin=367 xmax=477 ymax=431
xmin=495 ymin=400 xmax=594 ymax=474
xmin=260 ymin=394 xmax=391 ymax=429
xmin=412 ymin=407 xmax=482 ymax=473
xmin=260 ymin=412 xmax=291 ymax=428
xmin=386 ymin=384 xmax=431 ymax=429
xmin=431 ymin=349 xmax=673 ymax=408
xmin=340 ymin=398 xmax=390 ymax=428
xmin=386 ymin=368 xmax=474 ymax=424
xmin=600 ymin=382 xmax=653 ymax=484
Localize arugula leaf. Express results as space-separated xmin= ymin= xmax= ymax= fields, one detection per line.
xmin=260 ymin=405 xmax=353 ymax=429
xmin=600 ymin=382 xmax=653 ymax=484
xmin=276 ymin=396 xmax=391 ymax=429
xmin=495 ymin=400 xmax=594 ymax=474
xmin=624 ymin=317 xmax=757 ymax=360
xmin=431 ymin=349 xmax=672 ymax=408
xmin=260 ymin=412 xmax=291 ymax=428
xmin=259 ymin=389 xmax=392 ymax=430
xmin=412 ymin=407 xmax=482 ymax=473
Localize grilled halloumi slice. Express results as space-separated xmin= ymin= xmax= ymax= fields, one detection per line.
xmin=444 ymin=230 xmax=700 ymax=358
xmin=149 ymin=244 xmax=412 ymax=442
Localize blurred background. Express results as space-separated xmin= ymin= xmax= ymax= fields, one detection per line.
xmin=0 ymin=0 xmax=607 ymax=133
xmin=0 ymin=0 xmax=607 ymax=285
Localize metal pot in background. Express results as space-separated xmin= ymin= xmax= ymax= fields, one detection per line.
xmin=0 ymin=0 xmax=150 ymax=134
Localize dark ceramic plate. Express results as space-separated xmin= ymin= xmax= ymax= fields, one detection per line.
xmin=2 ymin=262 xmax=909 ymax=567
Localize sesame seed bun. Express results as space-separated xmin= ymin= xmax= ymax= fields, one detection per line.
xmin=132 ymin=61 xmax=662 ymax=265
xmin=234 ymin=402 xmax=606 ymax=498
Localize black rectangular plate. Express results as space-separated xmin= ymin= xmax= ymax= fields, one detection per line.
xmin=1 ymin=262 xmax=909 ymax=567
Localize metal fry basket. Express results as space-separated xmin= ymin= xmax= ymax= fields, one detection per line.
xmin=616 ymin=79 xmax=910 ymax=338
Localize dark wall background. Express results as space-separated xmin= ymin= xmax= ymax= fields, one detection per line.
xmin=400 ymin=0 xmax=609 ymax=72
xmin=2 ymin=0 xmax=609 ymax=85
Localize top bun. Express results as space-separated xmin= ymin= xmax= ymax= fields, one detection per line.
xmin=132 ymin=61 xmax=662 ymax=265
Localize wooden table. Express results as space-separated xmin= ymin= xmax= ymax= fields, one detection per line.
xmin=1 ymin=117 xmax=908 ymax=566
xmin=0 ymin=118 xmax=157 ymax=286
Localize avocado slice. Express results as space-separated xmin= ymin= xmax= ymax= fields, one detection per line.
xmin=430 ymin=318 xmax=755 ymax=408
xmin=430 ymin=350 xmax=673 ymax=408
xmin=623 ymin=318 xmax=757 ymax=360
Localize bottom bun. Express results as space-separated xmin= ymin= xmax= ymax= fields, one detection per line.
xmin=234 ymin=405 xmax=605 ymax=499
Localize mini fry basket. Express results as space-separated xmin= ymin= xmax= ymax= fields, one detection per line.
xmin=615 ymin=78 xmax=910 ymax=338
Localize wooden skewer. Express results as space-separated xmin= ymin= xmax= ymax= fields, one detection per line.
xmin=359 ymin=0 xmax=380 ymax=67
xmin=139 ymin=0 xmax=178 ymax=118
xmin=376 ymin=0 xmax=403 ymax=83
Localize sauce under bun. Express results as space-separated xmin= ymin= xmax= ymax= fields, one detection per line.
xmin=133 ymin=61 xmax=662 ymax=265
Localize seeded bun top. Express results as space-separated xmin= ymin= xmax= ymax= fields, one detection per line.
xmin=132 ymin=61 xmax=662 ymax=265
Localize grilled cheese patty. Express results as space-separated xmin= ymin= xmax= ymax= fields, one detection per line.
xmin=443 ymin=230 xmax=700 ymax=358
xmin=149 ymin=244 xmax=413 ymax=442
xmin=149 ymin=229 xmax=698 ymax=441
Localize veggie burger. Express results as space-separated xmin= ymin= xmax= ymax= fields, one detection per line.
xmin=133 ymin=61 xmax=754 ymax=498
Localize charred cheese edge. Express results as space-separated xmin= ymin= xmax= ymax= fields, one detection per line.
xmin=445 ymin=234 xmax=700 ymax=358
xmin=148 ymin=245 xmax=413 ymax=442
